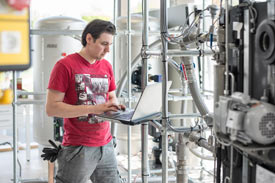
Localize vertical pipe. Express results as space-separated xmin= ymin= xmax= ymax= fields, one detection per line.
xmin=127 ymin=0 xmax=132 ymax=182
xmin=229 ymin=146 xmax=233 ymax=183
xmin=160 ymin=0 xmax=169 ymax=182
xmin=243 ymin=9 xmax=251 ymax=95
xmin=224 ymin=0 xmax=230 ymax=96
xmin=111 ymin=0 xmax=118 ymax=141
xmin=25 ymin=105 xmax=31 ymax=161
xmin=12 ymin=71 xmax=18 ymax=183
xmin=176 ymin=134 xmax=188 ymax=183
xmin=113 ymin=0 xmax=117 ymax=78
xmin=141 ymin=0 xmax=149 ymax=182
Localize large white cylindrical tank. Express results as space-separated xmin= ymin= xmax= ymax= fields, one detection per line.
xmin=115 ymin=15 xmax=161 ymax=154
xmin=32 ymin=16 xmax=86 ymax=146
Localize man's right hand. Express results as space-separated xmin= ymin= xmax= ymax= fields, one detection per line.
xmin=92 ymin=102 xmax=121 ymax=115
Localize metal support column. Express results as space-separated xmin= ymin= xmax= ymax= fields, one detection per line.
xmin=111 ymin=0 xmax=118 ymax=138
xmin=224 ymin=0 xmax=230 ymax=96
xmin=160 ymin=0 xmax=169 ymax=182
xmin=12 ymin=71 xmax=18 ymax=183
xmin=141 ymin=0 xmax=149 ymax=182
xmin=127 ymin=0 xmax=132 ymax=182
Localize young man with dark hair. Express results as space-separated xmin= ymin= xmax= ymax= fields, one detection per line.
xmin=46 ymin=19 xmax=125 ymax=183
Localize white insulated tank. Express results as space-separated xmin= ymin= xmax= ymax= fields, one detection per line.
xmin=115 ymin=15 xmax=161 ymax=154
xmin=32 ymin=16 xmax=86 ymax=146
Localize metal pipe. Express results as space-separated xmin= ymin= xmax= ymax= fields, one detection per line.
xmin=224 ymin=0 xmax=230 ymax=96
xmin=160 ymin=0 xmax=169 ymax=182
xmin=177 ymin=134 xmax=188 ymax=183
xmin=15 ymin=100 xmax=45 ymax=105
xmin=169 ymin=113 xmax=202 ymax=119
xmin=149 ymin=120 xmax=162 ymax=131
xmin=229 ymin=146 xmax=233 ymax=183
xmin=188 ymin=133 xmax=215 ymax=153
xmin=111 ymin=0 xmax=118 ymax=150
xmin=141 ymin=0 xmax=149 ymax=182
xmin=229 ymin=72 xmax=235 ymax=93
xmin=145 ymin=49 xmax=214 ymax=57
xmin=168 ymin=94 xmax=193 ymax=101
xmin=12 ymin=71 xmax=18 ymax=183
xmin=113 ymin=0 xmax=117 ymax=78
xmin=16 ymin=91 xmax=46 ymax=96
xmin=127 ymin=0 xmax=132 ymax=182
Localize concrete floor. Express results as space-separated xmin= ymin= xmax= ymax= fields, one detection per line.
xmin=0 ymin=147 xmax=141 ymax=183
xmin=0 ymin=148 xmax=48 ymax=183
xmin=0 ymin=145 xmax=214 ymax=183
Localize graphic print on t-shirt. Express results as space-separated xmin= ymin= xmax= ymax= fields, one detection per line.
xmin=75 ymin=74 xmax=109 ymax=123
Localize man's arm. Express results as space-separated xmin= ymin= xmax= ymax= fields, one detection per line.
xmin=46 ymin=89 xmax=120 ymax=118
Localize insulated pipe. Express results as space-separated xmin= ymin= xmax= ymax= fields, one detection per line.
xmin=179 ymin=46 xmax=213 ymax=127
xmin=160 ymin=0 xmax=169 ymax=182
xmin=141 ymin=0 xmax=149 ymax=182
xmin=127 ymin=0 xmax=132 ymax=182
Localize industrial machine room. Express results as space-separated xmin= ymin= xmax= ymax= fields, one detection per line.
xmin=0 ymin=0 xmax=275 ymax=183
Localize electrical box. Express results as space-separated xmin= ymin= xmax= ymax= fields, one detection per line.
xmin=0 ymin=3 xmax=30 ymax=71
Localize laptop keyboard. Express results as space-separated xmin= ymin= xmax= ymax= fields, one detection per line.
xmin=105 ymin=109 xmax=134 ymax=118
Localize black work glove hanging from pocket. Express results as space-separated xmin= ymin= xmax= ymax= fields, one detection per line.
xmin=41 ymin=139 xmax=61 ymax=162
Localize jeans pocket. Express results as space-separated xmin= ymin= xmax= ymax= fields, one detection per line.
xmin=63 ymin=146 xmax=84 ymax=162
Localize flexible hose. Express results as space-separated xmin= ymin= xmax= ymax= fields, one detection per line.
xmin=179 ymin=45 xmax=213 ymax=127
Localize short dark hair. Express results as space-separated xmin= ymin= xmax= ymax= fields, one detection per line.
xmin=81 ymin=19 xmax=116 ymax=46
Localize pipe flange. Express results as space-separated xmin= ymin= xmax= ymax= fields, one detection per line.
xmin=255 ymin=19 xmax=275 ymax=64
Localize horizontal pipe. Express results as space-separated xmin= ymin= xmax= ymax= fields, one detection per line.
xmin=168 ymin=94 xmax=193 ymax=101
xmin=145 ymin=49 xmax=214 ymax=57
xmin=31 ymin=29 xmax=83 ymax=36
xmin=31 ymin=29 xmax=183 ymax=36
xmin=169 ymin=113 xmax=202 ymax=119
xmin=15 ymin=100 xmax=45 ymax=105
xmin=16 ymin=91 xmax=46 ymax=96
xmin=187 ymin=133 xmax=215 ymax=153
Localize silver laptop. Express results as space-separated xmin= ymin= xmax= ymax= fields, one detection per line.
xmin=97 ymin=82 xmax=171 ymax=125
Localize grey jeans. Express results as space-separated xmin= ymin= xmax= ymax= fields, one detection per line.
xmin=55 ymin=140 xmax=119 ymax=183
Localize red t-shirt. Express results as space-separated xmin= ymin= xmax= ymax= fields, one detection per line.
xmin=48 ymin=53 xmax=116 ymax=147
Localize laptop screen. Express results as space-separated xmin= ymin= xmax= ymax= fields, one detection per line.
xmin=132 ymin=81 xmax=172 ymax=120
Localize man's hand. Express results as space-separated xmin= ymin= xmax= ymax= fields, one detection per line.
xmin=118 ymin=104 xmax=126 ymax=111
xmin=92 ymin=102 xmax=122 ymax=115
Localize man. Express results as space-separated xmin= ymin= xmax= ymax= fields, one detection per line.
xmin=46 ymin=19 xmax=125 ymax=183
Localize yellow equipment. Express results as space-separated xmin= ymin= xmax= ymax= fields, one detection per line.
xmin=0 ymin=0 xmax=30 ymax=71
